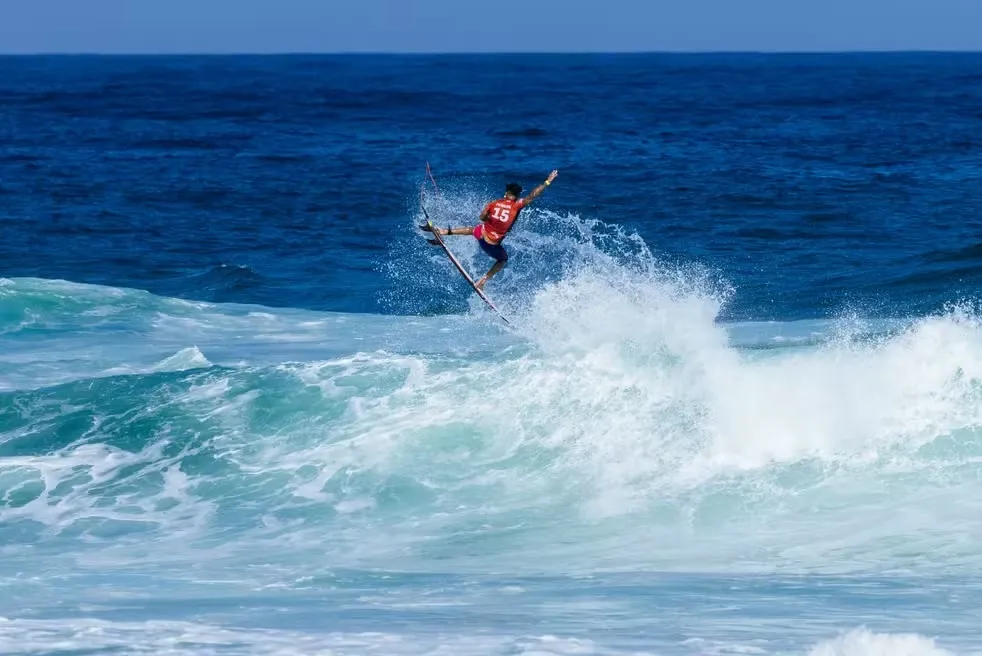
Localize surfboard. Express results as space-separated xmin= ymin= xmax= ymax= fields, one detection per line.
xmin=422 ymin=215 xmax=510 ymax=325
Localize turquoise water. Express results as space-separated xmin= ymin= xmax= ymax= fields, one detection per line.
xmin=5 ymin=264 xmax=982 ymax=653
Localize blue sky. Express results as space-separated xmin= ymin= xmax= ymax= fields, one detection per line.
xmin=1 ymin=0 xmax=981 ymax=53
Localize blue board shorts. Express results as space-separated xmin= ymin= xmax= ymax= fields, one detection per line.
xmin=474 ymin=225 xmax=508 ymax=262
xmin=478 ymin=238 xmax=508 ymax=262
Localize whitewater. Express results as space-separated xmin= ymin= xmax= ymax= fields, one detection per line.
xmin=3 ymin=206 xmax=982 ymax=655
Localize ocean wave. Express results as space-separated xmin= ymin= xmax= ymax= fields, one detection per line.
xmin=2 ymin=289 xmax=982 ymax=576
xmin=4 ymin=206 xmax=982 ymax=577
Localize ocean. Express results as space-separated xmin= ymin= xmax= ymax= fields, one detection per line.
xmin=3 ymin=53 xmax=982 ymax=655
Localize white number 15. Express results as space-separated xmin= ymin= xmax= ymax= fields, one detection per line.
xmin=491 ymin=206 xmax=511 ymax=221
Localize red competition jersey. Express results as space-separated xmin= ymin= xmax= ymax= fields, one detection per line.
xmin=481 ymin=198 xmax=526 ymax=244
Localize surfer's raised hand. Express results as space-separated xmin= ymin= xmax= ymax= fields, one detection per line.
xmin=523 ymin=170 xmax=559 ymax=206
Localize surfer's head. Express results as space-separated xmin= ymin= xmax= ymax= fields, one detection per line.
xmin=505 ymin=183 xmax=522 ymax=199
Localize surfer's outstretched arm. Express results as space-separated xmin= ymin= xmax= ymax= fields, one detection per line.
xmin=521 ymin=170 xmax=559 ymax=205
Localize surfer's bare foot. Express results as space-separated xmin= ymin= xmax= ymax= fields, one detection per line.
xmin=475 ymin=276 xmax=487 ymax=290
xmin=419 ymin=224 xmax=433 ymax=233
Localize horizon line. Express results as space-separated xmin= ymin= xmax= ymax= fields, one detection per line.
xmin=2 ymin=48 xmax=982 ymax=57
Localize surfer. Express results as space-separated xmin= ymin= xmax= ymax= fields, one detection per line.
xmin=421 ymin=170 xmax=559 ymax=290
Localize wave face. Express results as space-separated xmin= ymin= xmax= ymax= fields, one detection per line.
xmin=4 ymin=203 xmax=982 ymax=653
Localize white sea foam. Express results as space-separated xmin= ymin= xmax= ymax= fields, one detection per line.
xmin=808 ymin=628 xmax=957 ymax=656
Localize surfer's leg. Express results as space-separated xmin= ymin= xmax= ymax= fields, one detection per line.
xmin=475 ymin=241 xmax=508 ymax=290
xmin=419 ymin=224 xmax=472 ymax=236
xmin=475 ymin=260 xmax=506 ymax=290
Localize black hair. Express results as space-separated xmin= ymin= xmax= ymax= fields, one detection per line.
xmin=505 ymin=183 xmax=523 ymax=197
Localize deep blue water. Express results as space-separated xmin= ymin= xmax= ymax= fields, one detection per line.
xmin=4 ymin=53 xmax=982 ymax=320
xmin=4 ymin=54 xmax=982 ymax=655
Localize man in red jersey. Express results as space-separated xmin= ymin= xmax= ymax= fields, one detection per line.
xmin=421 ymin=170 xmax=559 ymax=290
